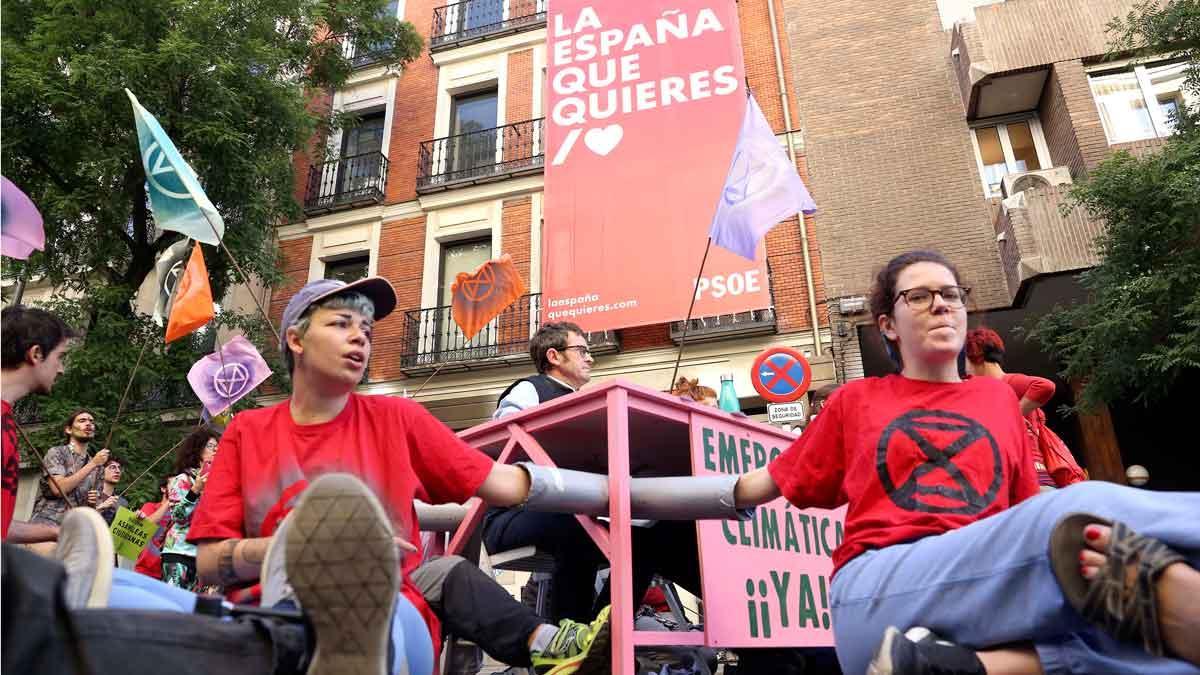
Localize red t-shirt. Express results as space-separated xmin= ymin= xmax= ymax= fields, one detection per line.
xmin=768 ymin=374 xmax=1039 ymax=575
xmin=2 ymin=400 xmax=19 ymax=539
xmin=188 ymin=393 xmax=495 ymax=650
xmin=1003 ymin=373 xmax=1055 ymax=410
xmin=134 ymin=501 xmax=166 ymax=579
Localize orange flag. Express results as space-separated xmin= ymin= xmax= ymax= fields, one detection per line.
xmin=165 ymin=244 xmax=215 ymax=343
xmin=451 ymin=254 xmax=527 ymax=341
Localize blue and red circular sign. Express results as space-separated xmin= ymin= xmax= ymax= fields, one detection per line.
xmin=751 ymin=347 xmax=812 ymax=403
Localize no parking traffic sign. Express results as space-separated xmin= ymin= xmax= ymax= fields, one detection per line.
xmin=751 ymin=347 xmax=812 ymax=403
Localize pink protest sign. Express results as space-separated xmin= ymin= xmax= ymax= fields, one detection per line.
xmin=543 ymin=2 xmax=773 ymax=331
xmin=690 ymin=414 xmax=846 ymax=647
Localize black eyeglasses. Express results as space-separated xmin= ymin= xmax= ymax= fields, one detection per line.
xmin=893 ymin=285 xmax=971 ymax=311
xmin=560 ymin=345 xmax=593 ymax=359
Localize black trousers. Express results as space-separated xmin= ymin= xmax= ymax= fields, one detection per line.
xmin=483 ymin=509 xmax=702 ymax=623
xmin=1 ymin=543 xmax=306 ymax=675
xmin=413 ymin=555 xmax=547 ymax=667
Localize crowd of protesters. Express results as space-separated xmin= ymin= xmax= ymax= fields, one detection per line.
xmin=3 ymin=249 xmax=1200 ymax=675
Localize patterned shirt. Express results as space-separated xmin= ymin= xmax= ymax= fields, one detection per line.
xmin=31 ymin=444 xmax=101 ymax=526
xmin=2 ymin=401 xmax=20 ymax=539
xmin=162 ymin=469 xmax=201 ymax=557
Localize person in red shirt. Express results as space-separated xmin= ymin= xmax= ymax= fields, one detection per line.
xmin=134 ymin=476 xmax=172 ymax=579
xmin=965 ymin=327 xmax=1084 ymax=489
xmin=731 ymin=250 xmax=1200 ymax=675
xmin=1 ymin=305 xmax=75 ymax=544
xmin=186 ymin=277 xmax=611 ymax=675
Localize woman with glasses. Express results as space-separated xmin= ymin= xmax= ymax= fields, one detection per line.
xmin=161 ymin=428 xmax=221 ymax=591
xmin=731 ymin=250 xmax=1200 ymax=674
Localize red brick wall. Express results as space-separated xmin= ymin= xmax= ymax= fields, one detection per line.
xmin=619 ymin=324 xmax=673 ymax=350
xmin=270 ymin=237 xmax=315 ymax=330
xmin=782 ymin=0 xmax=1009 ymax=309
xmin=385 ymin=0 xmax=440 ymax=205
xmin=501 ymin=196 xmax=532 ymax=286
xmin=292 ymin=89 xmax=334 ymax=207
xmin=371 ymin=215 xmax=427 ymax=381
xmin=506 ymin=49 xmax=534 ymax=124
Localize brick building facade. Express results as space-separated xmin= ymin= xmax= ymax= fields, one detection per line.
xmin=275 ymin=0 xmax=835 ymax=429
xmin=781 ymin=0 xmax=1193 ymax=480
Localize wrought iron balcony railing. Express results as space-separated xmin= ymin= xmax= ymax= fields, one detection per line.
xmin=304 ymin=151 xmax=389 ymax=214
xmin=431 ymin=0 xmax=546 ymax=51
xmin=669 ymin=308 xmax=779 ymax=344
xmin=399 ymin=292 xmax=619 ymax=375
xmin=416 ymin=118 xmax=543 ymax=192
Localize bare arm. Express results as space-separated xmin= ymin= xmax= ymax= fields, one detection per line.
xmin=6 ymin=520 xmax=59 ymax=544
xmin=1018 ymin=396 xmax=1041 ymax=417
xmin=734 ymin=467 xmax=782 ymax=508
xmin=48 ymin=449 xmax=108 ymax=498
xmin=196 ymin=537 xmax=271 ymax=587
xmin=474 ymin=462 xmax=531 ymax=507
xmin=147 ymin=499 xmax=170 ymax=524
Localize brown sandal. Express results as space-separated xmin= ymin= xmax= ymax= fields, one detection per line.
xmin=1049 ymin=513 xmax=1186 ymax=657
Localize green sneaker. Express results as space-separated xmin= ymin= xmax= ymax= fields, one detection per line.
xmin=530 ymin=605 xmax=612 ymax=675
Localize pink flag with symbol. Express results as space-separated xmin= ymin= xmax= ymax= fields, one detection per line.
xmin=1 ymin=177 xmax=46 ymax=260
xmin=187 ymin=335 xmax=272 ymax=416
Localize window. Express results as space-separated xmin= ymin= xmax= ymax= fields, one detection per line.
xmin=337 ymin=111 xmax=385 ymax=196
xmin=437 ymin=238 xmax=492 ymax=350
xmin=449 ymin=90 xmax=499 ymax=175
xmin=325 ymin=255 xmax=370 ymax=284
xmin=1090 ymin=61 xmax=1192 ymax=143
xmin=969 ymin=118 xmax=1051 ymax=197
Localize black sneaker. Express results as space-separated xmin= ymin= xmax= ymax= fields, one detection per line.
xmin=868 ymin=626 xmax=986 ymax=675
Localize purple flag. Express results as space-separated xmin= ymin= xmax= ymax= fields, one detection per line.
xmin=187 ymin=335 xmax=272 ymax=416
xmin=1 ymin=177 xmax=46 ymax=260
xmin=708 ymin=96 xmax=816 ymax=261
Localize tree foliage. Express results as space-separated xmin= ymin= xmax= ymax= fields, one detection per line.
xmin=2 ymin=0 xmax=421 ymax=504
xmin=1030 ymin=1 xmax=1200 ymax=410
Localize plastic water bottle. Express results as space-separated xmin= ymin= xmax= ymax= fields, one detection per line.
xmin=718 ymin=374 xmax=741 ymax=413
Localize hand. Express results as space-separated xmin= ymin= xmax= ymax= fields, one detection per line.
xmin=98 ymin=495 xmax=118 ymax=510
xmin=192 ymin=471 xmax=209 ymax=495
xmin=90 ymin=448 xmax=111 ymax=468
xmin=394 ymin=537 xmax=417 ymax=555
xmin=86 ymin=490 xmax=100 ymax=507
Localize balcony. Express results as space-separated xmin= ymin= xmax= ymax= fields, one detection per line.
xmin=398 ymin=292 xmax=620 ymax=375
xmin=431 ymin=0 xmax=546 ymax=52
xmin=994 ymin=181 xmax=1105 ymax=302
xmin=669 ymin=308 xmax=778 ymax=345
xmin=304 ymin=152 xmax=389 ymax=215
xmin=950 ymin=0 xmax=1138 ymax=119
xmin=416 ymin=118 xmax=543 ymax=193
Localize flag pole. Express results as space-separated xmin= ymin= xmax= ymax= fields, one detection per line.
xmin=101 ymin=239 xmax=196 ymax=456
xmin=196 ymin=211 xmax=282 ymax=347
xmin=118 ymin=423 xmax=197 ymax=500
xmin=669 ymin=237 xmax=713 ymax=387
xmin=409 ymin=362 xmax=448 ymax=400
xmin=14 ymin=421 xmax=77 ymax=509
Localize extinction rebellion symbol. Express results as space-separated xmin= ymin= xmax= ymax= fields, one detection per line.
xmin=212 ymin=363 xmax=252 ymax=400
xmin=875 ymin=409 xmax=1002 ymax=515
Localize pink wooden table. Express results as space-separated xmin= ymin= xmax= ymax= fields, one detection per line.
xmin=449 ymin=379 xmax=844 ymax=674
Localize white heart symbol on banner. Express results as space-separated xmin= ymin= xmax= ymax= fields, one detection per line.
xmin=584 ymin=125 xmax=623 ymax=156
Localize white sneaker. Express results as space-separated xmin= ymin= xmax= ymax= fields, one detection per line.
xmin=55 ymin=508 xmax=114 ymax=608
xmin=286 ymin=473 xmax=400 ymax=675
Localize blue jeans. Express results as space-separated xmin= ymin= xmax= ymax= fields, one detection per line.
xmin=111 ymin=569 xmax=434 ymax=675
xmin=830 ymin=482 xmax=1200 ymax=675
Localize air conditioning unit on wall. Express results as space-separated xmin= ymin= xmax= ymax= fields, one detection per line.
xmin=1000 ymin=166 xmax=1073 ymax=199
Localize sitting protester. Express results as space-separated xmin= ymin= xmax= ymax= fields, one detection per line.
xmin=733 ymin=250 xmax=1200 ymax=674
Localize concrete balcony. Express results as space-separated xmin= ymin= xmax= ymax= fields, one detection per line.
xmin=993 ymin=181 xmax=1105 ymax=302
xmin=950 ymin=0 xmax=1138 ymax=119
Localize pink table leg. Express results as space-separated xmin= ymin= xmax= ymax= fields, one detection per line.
xmin=606 ymin=388 xmax=634 ymax=674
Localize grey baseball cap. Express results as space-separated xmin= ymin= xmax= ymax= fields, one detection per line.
xmin=279 ymin=276 xmax=397 ymax=353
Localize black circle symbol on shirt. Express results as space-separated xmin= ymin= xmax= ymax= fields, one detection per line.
xmin=876 ymin=409 xmax=1002 ymax=515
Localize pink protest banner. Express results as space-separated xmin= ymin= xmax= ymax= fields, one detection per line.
xmin=543 ymin=2 xmax=773 ymax=331
xmin=690 ymin=415 xmax=846 ymax=647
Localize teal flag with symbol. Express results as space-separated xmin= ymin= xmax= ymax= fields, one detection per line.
xmin=126 ymin=89 xmax=225 ymax=245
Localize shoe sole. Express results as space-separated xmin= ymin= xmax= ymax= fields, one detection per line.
xmin=286 ymin=474 xmax=399 ymax=675
xmin=60 ymin=508 xmax=114 ymax=608
xmin=866 ymin=626 xmax=899 ymax=675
